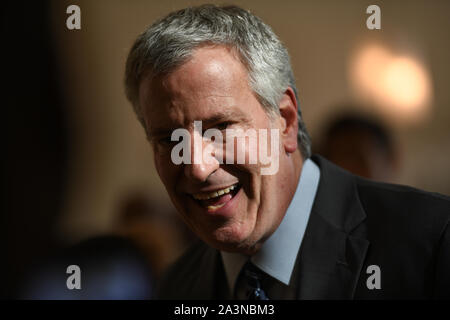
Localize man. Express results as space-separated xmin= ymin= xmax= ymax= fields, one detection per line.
xmin=124 ymin=5 xmax=449 ymax=299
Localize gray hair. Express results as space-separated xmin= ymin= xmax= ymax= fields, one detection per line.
xmin=125 ymin=4 xmax=311 ymax=158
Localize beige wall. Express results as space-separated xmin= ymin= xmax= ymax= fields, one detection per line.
xmin=50 ymin=0 xmax=450 ymax=243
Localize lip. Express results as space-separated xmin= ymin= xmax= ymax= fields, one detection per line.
xmin=190 ymin=184 xmax=243 ymax=218
xmin=187 ymin=182 xmax=240 ymax=196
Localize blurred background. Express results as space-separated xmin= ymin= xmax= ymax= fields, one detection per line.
xmin=3 ymin=0 xmax=450 ymax=299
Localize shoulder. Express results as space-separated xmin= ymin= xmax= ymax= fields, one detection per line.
xmin=355 ymin=177 xmax=450 ymax=241
xmin=311 ymin=154 xmax=450 ymax=235
xmin=356 ymin=177 xmax=450 ymax=217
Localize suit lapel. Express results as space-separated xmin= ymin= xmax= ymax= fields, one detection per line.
xmin=296 ymin=156 xmax=370 ymax=299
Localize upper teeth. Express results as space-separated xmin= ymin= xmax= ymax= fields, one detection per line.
xmin=192 ymin=184 xmax=238 ymax=200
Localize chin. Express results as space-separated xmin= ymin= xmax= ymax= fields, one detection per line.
xmin=204 ymin=221 xmax=260 ymax=253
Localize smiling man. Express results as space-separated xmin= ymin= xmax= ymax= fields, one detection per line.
xmin=137 ymin=44 xmax=299 ymax=256
xmin=125 ymin=5 xmax=450 ymax=299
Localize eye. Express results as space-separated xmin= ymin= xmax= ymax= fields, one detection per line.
xmin=215 ymin=122 xmax=232 ymax=131
xmin=158 ymin=136 xmax=176 ymax=147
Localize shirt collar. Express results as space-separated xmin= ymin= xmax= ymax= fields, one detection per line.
xmin=221 ymin=158 xmax=320 ymax=291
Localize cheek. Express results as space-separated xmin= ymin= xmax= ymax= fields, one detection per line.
xmin=219 ymin=132 xmax=261 ymax=171
xmin=228 ymin=132 xmax=277 ymax=175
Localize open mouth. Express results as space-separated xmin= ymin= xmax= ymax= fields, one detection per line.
xmin=190 ymin=183 xmax=242 ymax=212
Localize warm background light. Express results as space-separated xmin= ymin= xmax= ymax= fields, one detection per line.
xmin=381 ymin=56 xmax=431 ymax=115
xmin=350 ymin=44 xmax=433 ymax=124
xmin=351 ymin=44 xmax=390 ymax=97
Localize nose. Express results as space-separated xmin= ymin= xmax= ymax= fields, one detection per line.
xmin=184 ymin=162 xmax=218 ymax=182
xmin=184 ymin=130 xmax=220 ymax=182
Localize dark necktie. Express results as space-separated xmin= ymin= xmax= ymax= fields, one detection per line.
xmin=243 ymin=262 xmax=269 ymax=300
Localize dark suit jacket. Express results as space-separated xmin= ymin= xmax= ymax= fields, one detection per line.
xmin=158 ymin=155 xmax=450 ymax=299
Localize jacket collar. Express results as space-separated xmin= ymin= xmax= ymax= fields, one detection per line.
xmin=295 ymin=155 xmax=370 ymax=299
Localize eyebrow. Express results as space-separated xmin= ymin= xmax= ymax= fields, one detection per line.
xmin=148 ymin=126 xmax=175 ymax=140
xmin=201 ymin=109 xmax=248 ymax=127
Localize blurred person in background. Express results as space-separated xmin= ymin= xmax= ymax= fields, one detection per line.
xmin=124 ymin=4 xmax=449 ymax=299
xmin=113 ymin=191 xmax=197 ymax=278
xmin=20 ymin=235 xmax=154 ymax=300
xmin=19 ymin=191 xmax=195 ymax=299
xmin=317 ymin=113 xmax=399 ymax=182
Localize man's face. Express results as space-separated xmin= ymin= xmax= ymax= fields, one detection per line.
xmin=139 ymin=46 xmax=294 ymax=253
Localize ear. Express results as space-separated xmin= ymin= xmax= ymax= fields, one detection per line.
xmin=278 ymin=87 xmax=299 ymax=153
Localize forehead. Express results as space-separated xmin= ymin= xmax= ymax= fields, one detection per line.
xmin=138 ymin=46 xmax=260 ymax=134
